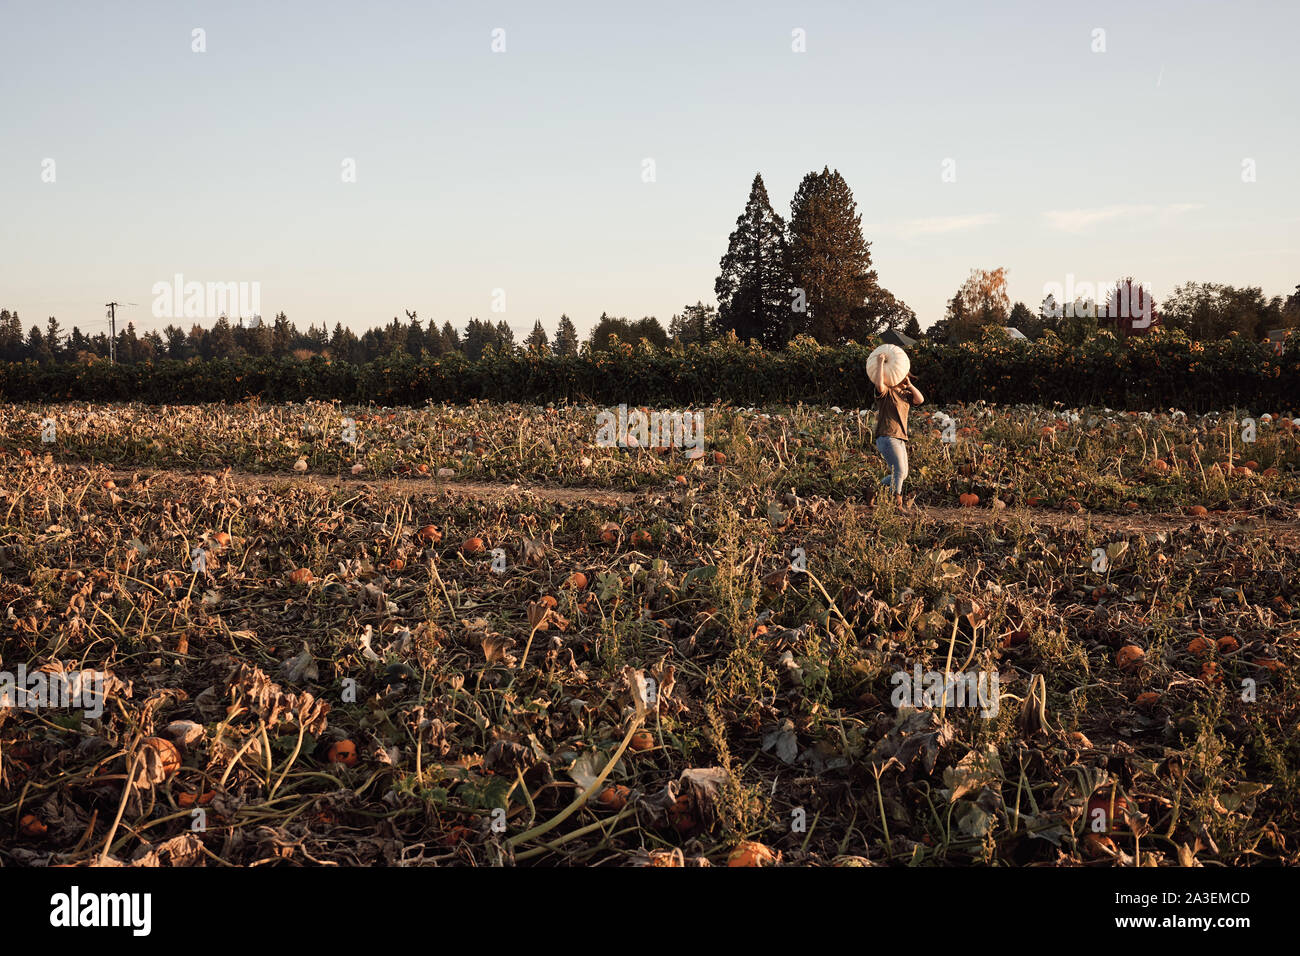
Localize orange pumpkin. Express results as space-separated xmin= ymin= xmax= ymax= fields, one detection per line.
xmin=417 ymin=524 xmax=442 ymax=544
xmin=565 ymin=572 xmax=588 ymax=590
xmin=959 ymin=493 xmax=979 ymax=508
xmin=630 ymin=529 xmax=653 ymax=548
xmin=141 ymin=736 xmax=182 ymax=778
xmin=176 ymin=790 xmax=216 ymax=809
xmin=629 ymin=730 xmax=655 ymax=752
xmin=668 ymin=794 xmax=697 ymax=834
xmin=288 ymin=568 xmax=314 ymax=585
xmin=1116 ymin=645 xmax=1145 ymax=670
xmin=596 ymin=785 xmax=631 ymax=811
xmin=461 ymin=537 xmax=485 ymax=555
xmin=18 ymin=814 xmax=47 ymax=837
xmin=326 ymin=740 xmax=359 ymax=767
xmin=728 ymin=840 xmax=778 ymax=866
xmin=1085 ymin=788 xmax=1129 ymax=834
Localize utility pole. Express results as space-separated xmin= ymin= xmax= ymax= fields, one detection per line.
xmin=106 ymin=302 xmax=119 ymax=363
xmin=105 ymin=301 xmax=135 ymax=362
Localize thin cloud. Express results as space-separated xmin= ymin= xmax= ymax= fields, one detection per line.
xmin=897 ymin=213 xmax=999 ymax=238
xmin=1045 ymin=203 xmax=1201 ymax=232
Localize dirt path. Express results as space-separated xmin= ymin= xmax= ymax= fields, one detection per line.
xmin=61 ymin=461 xmax=1300 ymax=544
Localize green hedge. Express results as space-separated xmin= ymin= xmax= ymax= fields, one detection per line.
xmin=1 ymin=331 xmax=1296 ymax=412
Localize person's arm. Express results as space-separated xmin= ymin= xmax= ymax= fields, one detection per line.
xmin=903 ymin=375 xmax=924 ymax=405
xmin=874 ymin=353 xmax=889 ymax=396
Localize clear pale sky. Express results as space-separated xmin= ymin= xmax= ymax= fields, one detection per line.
xmin=1 ymin=0 xmax=1296 ymax=339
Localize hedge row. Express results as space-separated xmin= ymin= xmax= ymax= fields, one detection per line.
xmin=1 ymin=333 xmax=1295 ymax=413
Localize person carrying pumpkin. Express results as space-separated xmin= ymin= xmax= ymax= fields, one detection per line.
xmin=871 ymin=347 xmax=924 ymax=510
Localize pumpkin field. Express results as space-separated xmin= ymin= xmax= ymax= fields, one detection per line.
xmin=2 ymin=400 xmax=1298 ymax=867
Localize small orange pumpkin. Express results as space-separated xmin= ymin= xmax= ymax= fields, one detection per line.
xmin=1085 ymin=788 xmax=1129 ymax=834
xmin=141 ymin=736 xmax=182 ymax=778
xmin=326 ymin=740 xmax=359 ymax=767
xmin=1116 ymin=645 xmax=1145 ymax=670
xmin=728 ymin=840 xmax=778 ymax=866
xmin=596 ymin=785 xmax=631 ymax=811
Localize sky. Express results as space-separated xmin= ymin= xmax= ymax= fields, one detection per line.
xmin=1 ymin=0 xmax=1296 ymax=341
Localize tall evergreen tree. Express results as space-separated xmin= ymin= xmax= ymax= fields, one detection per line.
xmin=668 ymin=302 xmax=714 ymax=346
xmin=44 ymin=316 xmax=64 ymax=360
xmin=403 ymin=311 xmax=425 ymax=356
xmin=714 ymin=174 xmax=794 ymax=349
xmin=68 ymin=326 xmax=90 ymax=358
xmin=271 ymin=312 xmax=293 ymax=357
xmin=494 ymin=320 xmax=516 ymax=353
xmin=143 ymin=329 xmax=164 ymax=359
xmin=163 ymin=324 xmax=188 ymax=358
xmin=27 ymin=325 xmax=52 ymax=362
xmin=209 ymin=316 xmax=238 ymax=357
xmin=788 ymin=167 xmax=879 ymax=343
xmin=425 ymin=319 xmax=446 ymax=356
xmin=552 ymin=314 xmax=579 ymax=356
xmin=440 ymin=321 xmax=462 ymax=354
xmin=463 ymin=319 xmax=492 ymax=360
xmin=525 ymin=320 xmax=549 ymax=353
xmin=0 ymin=311 xmax=22 ymax=360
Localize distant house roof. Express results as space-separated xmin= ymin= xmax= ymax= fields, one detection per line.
xmin=880 ymin=328 xmax=917 ymax=349
xmin=1003 ymin=326 xmax=1028 ymax=340
xmin=1267 ymin=329 xmax=1290 ymax=342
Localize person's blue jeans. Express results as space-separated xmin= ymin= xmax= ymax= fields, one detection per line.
xmin=875 ymin=436 xmax=909 ymax=494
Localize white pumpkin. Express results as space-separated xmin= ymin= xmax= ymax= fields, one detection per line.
xmin=867 ymin=344 xmax=910 ymax=389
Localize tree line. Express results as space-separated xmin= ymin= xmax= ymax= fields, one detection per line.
xmin=3 ymin=164 xmax=1298 ymax=364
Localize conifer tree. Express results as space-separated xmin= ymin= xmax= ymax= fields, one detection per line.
xmin=714 ymin=174 xmax=794 ymax=349
xmin=788 ymin=167 xmax=879 ymax=343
